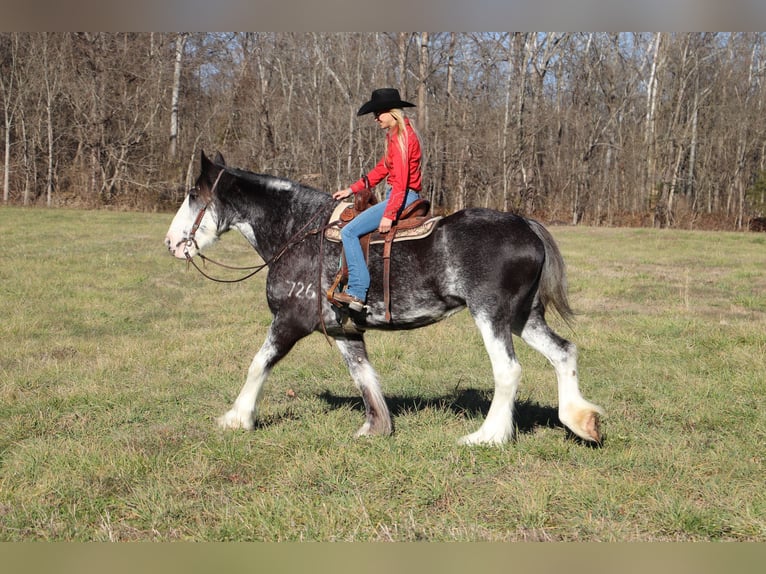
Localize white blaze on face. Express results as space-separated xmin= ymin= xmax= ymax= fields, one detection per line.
xmin=164 ymin=195 xmax=219 ymax=259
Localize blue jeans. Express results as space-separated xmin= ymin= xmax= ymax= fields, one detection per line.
xmin=340 ymin=188 xmax=420 ymax=301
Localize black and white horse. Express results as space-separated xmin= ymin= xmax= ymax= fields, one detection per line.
xmin=165 ymin=151 xmax=603 ymax=445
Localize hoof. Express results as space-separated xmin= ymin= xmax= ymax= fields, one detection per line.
xmin=457 ymin=428 xmax=511 ymax=446
xmin=354 ymin=418 xmax=392 ymax=438
xmin=354 ymin=422 xmax=372 ymax=438
xmin=561 ymin=404 xmax=603 ymax=444
xmin=217 ymin=410 xmax=255 ymax=430
xmin=583 ymin=411 xmax=602 ymax=443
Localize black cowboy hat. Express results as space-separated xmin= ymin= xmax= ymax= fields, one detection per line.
xmin=357 ymin=88 xmax=416 ymax=116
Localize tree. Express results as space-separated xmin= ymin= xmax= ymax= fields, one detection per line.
xmin=3 ymin=32 xmax=766 ymax=230
xmin=0 ymin=33 xmax=23 ymax=203
xmin=169 ymin=33 xmax=188 ymax=159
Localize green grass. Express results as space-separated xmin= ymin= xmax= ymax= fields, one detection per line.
xmin=1 ymin=207 xmax=765 ymax=541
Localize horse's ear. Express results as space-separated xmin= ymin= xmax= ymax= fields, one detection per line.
xmin=200 ymin=150 xmax=219 ymax=174
xmin=200 ymin=149 xmax=212 ymax=170
xmin=214 ymin=152 xmax=226 ymax=166
xmin=199 ymin=150 xmax=223 ymax=191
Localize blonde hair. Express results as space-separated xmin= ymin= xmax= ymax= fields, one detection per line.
xmin=385 ymin=108 xmax=415 ymax=167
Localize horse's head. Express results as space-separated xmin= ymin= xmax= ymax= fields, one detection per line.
xmin=165 ymin=150 xmax=227 ymax=260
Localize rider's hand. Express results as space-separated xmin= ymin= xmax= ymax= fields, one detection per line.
xmin=333 ymin=188 xmax=353 ymax=201
xmin=378 ymin=217 xmax=393 ymax=233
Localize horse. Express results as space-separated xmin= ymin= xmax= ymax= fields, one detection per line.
xmin=164 ymin=151 xmax=604 ymax=445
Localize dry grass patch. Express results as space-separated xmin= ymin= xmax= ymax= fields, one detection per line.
xmin=1 ymin=208 xmax=765 ymax=541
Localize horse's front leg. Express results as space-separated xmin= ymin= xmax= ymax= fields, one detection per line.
xmin=217 ymin=321 xmax=298 ymax=430
xmin=459 ymin=313 xmax=520 ymax=445
xmin=335 ymin=335 xmax=392 ymax=437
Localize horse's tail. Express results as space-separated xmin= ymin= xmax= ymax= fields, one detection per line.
xmin=525 ymin=218 xmax=575 ymax=325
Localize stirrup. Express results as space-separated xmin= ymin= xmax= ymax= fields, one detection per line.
xmin=332 ymin=290 xmax=366 ymax=312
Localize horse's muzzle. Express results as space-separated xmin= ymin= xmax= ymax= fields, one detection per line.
xmin=164 ymin=235 xmax=189 ymax=259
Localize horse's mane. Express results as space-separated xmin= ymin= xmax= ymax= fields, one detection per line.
xmin=224 ymin=166 xmax=324 ymax=199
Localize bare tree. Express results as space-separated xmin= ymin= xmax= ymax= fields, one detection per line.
xmin=2 ymin=32 xmax=766 ymax=229
xmin=0 ymin=33 xmax=23 ymax=203
xmin=645 ymin=32 xmax=664 ymax=226
xmin=417 ymin=32 xmax=428 ymax=133
xmin=169 ymin=33 xmax=187 ymax=159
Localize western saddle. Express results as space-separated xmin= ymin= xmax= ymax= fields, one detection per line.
xmin=326 ymin=184 xmax=437 ymax=322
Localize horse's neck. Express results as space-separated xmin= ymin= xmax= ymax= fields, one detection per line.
xmin=233 ymin=178 xmax=330 ymax=259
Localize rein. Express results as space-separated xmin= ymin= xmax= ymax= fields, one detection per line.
xmin=184 ymin=204 xmax=332 ymax=284
xmin=185 ymin=253 xmax=268 ymax=284
xmin=181 ymin=169 xmax=306 ymax=283
xmin=180 ymin=169 xmax=343 ymax=344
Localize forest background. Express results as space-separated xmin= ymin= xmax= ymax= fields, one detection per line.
xmin=3 ymin=32 xmax=766 ymax=230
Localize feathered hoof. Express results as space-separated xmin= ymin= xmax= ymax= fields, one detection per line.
xmin=354 ymin=418 xmax=393 ymax=438
xmin=579 ymin=411 xmax=602 ymax=443
xmin=217 ymin=409 xmax=255 ymax=430
xmin=457 ymin=427 xmax=512 ymax=446
xmin=561 ymin=403 xmax=604 ymax=444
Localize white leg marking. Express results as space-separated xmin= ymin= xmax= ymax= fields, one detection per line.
xmin=459 ymin=315 xmax=520 ymax=445
xmin=353 ymin=361 xmax=389 ymax=437
xmin=217 ymin=339 xmax=277 ymax=430
xmin=520 ymin=320 xmax=603 ymax=441
xmin=336 ymin=339 xmax=391 ymax=436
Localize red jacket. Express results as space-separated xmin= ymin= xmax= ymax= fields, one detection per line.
xmin=350 ymin=119 xmax=422 ymax=220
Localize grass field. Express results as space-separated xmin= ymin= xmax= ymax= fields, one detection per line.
xmin=1 ymin=206 xmax=765 ymax=541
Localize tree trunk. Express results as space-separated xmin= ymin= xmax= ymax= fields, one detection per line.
xmin=41 ymin=33 xmax=57 ymax=207
xmin=20 ymin=113 xmax=29 ymax=205
xmin=397 ymin=33 xmax=408 ymax=92
xmin=502 ymin=33 xmax=513 ymax=212
xmin=3 ymin=105 xmax=10 ymax=203
xmin=688 ymin=86 xmax=699 ymax=213
xmin=646 ymin=33 xmax=663 ymax=226
xmin=438 ymin=33 xmax=455 ymax=209
xmin=169 ymin=33 xmax=187 ymax=159
xmin=417 ymin=32 xmax=428 ymax=132
xmin=1 ymin=33 xmax=20 ymax=203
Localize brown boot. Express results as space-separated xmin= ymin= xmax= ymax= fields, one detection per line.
xmin=333 ymin=291 xmax=365 ymax=312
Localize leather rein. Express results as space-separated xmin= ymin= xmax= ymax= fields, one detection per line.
xmin=179 ymin=170 xmax=340 ymax=344
xmin=181 ymin=170 xmax=332 ymax=284
xmin=184 ymin=207 xmax=330 ymax=284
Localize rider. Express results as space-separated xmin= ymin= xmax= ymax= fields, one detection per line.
xmin=332 ymin=88 xmax=423 ymax=311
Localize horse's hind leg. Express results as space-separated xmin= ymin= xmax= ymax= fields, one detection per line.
xmin=520 ymin=311 xmax=604 ymax=443
xmin=335 ymin=335 xmax=392 ymax=437
xmin=459 ymin=314 xmax=520 ymax=445
xmin=217 ymin=320 xmax=298 ymax=430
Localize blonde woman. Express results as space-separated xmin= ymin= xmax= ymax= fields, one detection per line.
xmin=332 ymin=88 xmax=423 ymax=311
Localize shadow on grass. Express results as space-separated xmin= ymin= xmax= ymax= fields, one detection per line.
xmin=318 ymin=388 xmax=566 ymax=437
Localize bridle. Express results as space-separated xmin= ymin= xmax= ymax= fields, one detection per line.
xmin=181 ymin=169 xmax=337 ymax=280
xmin=179 ymin=169 xmax=268 ymax=283
xmin=177 ymin=167 xmax=345 ymax=343
xmin=183 ymin=206 xmax=330 ymax=284
xmin=181 ymin=170 xmax=223 ymax=263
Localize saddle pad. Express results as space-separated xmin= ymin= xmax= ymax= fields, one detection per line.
xmin=324 ymin=202 xmax=443 ymax=244
xmin=328 ymin=201 xmax=353 ymax=225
